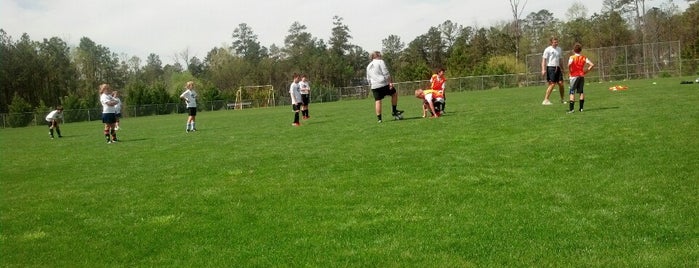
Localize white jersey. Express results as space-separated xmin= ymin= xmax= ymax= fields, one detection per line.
xmin=542 ymin=45 xmax=563 ymax=67
xmin=45 ymin=110 xmax=63 ymax=122
xmin=180 ymin=89 xmax=198 ymax=108
xmin=366 ymin=59 xmax=391 ymax=89
xmin=299 ymin=81 xmax=310 ymax=95
xmin=100 ymin=93 xmax=116 ymax=113
xmin=289 ymin=82 xmax=302 ymax=104
xmin=113 ymin=97 xmax=122 ymax=113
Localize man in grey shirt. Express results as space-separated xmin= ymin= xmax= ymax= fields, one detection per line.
xmin=366 ymin=51 xmax=403 ymax=123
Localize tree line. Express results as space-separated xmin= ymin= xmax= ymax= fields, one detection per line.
xmin=1 ymin=1 xmax=697 ymax=116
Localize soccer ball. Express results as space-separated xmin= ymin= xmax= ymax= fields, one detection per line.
xmin=695 ymin=77 xmax=699 ymax=83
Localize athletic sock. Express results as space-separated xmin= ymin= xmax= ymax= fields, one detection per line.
xmin=377 ymin=114 xmax=382 ymax=121
xmin=580 ymin=100 xmax=585 ymax=111
xmin=49 ymin=129 xmax=54 ymax=136
xmin=392 ymin=105 xmax=397 ymax=114
xmin=569 ymin=101 xmax=574 ymax=111
xmin=192 ymin=122 xmax=196 ymax=130
xmin=294 ymin=112 xmax=300 ymax=123
xmin=56 ymin=128 xmax=61 ymax=137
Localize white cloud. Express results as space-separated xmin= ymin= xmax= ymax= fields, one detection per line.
xmin=0 ymin=0 xmax=689 ymax=66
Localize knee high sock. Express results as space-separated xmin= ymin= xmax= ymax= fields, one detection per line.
xmin=580 ymin=100 xmax=584 ymax=110
xmin=569 ymin=101 xmax=575 ymax=111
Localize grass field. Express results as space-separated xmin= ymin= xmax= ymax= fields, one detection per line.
xmin=1 ymin=77 xmax=698 ymax=267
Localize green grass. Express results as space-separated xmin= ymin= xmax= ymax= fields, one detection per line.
xmin=1 ymin=77 xmax=698 ymax=267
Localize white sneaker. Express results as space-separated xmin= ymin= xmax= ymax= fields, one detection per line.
xmin=115 ymin=126 xmax=120 ymax=130
xmin=542 ymin=100 xmax=552 ymax=105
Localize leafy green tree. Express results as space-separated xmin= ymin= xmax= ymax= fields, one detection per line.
xmin=38 ymin=37 xmax=77 ymax=108
xmin=8 ymin=92 xmax=34 ymax=127
xmin=141 ymin=53 xmax=164 ymax=84
xmin=329 ymin=16 xmax=352 ymax=56
xmin=231 ymin=23 xmax=267 ymax=63
xmin=381 ymin=34 xmax=405 ymax=75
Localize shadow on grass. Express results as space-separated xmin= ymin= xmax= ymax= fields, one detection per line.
xmin=585 ymin=106 xmax=620 ymax=111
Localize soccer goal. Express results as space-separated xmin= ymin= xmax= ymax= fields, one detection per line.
xmin=233 ymin=85 xmax=275 ymax=109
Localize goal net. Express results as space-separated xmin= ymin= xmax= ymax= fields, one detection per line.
xmin=233 ymin=85 xmax=275 ymax=109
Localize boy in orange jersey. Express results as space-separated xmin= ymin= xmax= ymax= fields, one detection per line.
xmin=430 ymin=68 xmax=447 ymax=113
xmin=567 ymin=43 xmax=595 ymax=113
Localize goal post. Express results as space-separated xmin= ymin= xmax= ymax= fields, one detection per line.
xmin=234 ymin=85 xmax=275 ymax=109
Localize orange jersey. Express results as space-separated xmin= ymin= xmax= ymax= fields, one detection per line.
xmin=568 ymin=54 xmax=588 ymax=77
xmin=430 ymin=74 xmax=446 ymax=91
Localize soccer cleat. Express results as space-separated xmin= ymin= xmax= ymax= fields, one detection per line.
xmin=107 ymin=141 xmax=112 ymax=144
xmin=561 ymin=99 xmax=567 ymax=104
xmin=542 ymin=100 xmax=552 ymax=105
xmin=579 ymin=109 xmax=583 ymax=112
xmin=567 ymin=110 xmax=575 ymax=114
xmin=292 ymin=122 xmax=300 ymax=127
xmin=392 ymin=110 xmax=404 ymax=120
xmin=377 ymin=120 xmax=382 ymax=123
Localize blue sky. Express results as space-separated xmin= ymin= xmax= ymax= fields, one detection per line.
xmin=0 ymin=0 xmax=689 ymax=66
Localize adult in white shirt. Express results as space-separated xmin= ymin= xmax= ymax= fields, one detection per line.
xmin=541 ymin=37 xmax=566 ymax=105
xmin=366 ymin=51 xmax=402 ymax=123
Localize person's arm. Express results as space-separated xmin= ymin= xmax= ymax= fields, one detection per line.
xmin=585 ymin=60 xmax=595 ymax=75
xmin=541 ymin=57 xmax=547 ymax=76
xmin=380 ymin=61 xmax=393 ymax=86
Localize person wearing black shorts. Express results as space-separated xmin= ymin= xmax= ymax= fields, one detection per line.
xmin=366 ymin=51 xmax=402 ymax=123
xmin=541 ymin=37 xmax=566 ymax=105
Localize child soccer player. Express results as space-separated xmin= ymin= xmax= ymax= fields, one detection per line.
xmin=180 ymin=81 xmax=198 ymax=132
xmin=414 ymin=89 xmax=440 ymax=118
xmin=112 ymin=90 xmax=122 ymax=130
xmin=567 ymin=43 xmax=595 ymax=113
xmin=299 ymin=75 xmax=311 ymax=119
xmin=45 ymin=106 xmax=64 ymax=139
xmin=289 ymin=74 xmax=302 ymax=126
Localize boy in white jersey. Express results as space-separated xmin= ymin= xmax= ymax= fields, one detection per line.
xmin=299 ymin=75 xmax=311 ymax=119
xmin=289 ymin=74 xmax=302 ymax=126
xmin=45 ymin=106 xmax=64 ymax=139
xmin=112 ymin=90 xmax=122 ymax=130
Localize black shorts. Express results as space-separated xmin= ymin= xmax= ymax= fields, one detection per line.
xmin=301 ymin=94 xmax=310 ymax=106
xmin=102 ymin=113 xmax=117 ymax=124
xmin=46 ymin=120 xmax=58 ymax=127
xmin=187 ymin=107 xmax=197 ymax=116
xmin=372 ymin=85 xmax=396 ymax=101
xmin=292 ymin=103 xmax=302 ymax=111
xmin=569 ymin=77 xmax=585 ymax=94
xmin=546 ymin=66 xmax=564 ymax=83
